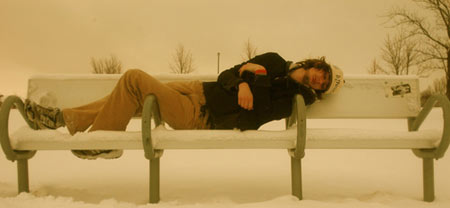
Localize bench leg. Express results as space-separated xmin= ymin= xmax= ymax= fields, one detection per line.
xmin=17 ymin=159 xmax=30 ymax=193
xmin=149 ymin=158 xmax=160 ymax=203
xmin=423 ymin=158 xmax=435 ymax=202
xmin=291 ymin=157 xmax=303 ymax=200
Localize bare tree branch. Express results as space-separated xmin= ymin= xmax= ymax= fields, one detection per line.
xmin=384 ymin=0 xmax=449 ymax=98
xmin=242 ymin=38 xmax=258 ymax=61
xmin=0 ymin=94 xmax=3 ymax=109
xmin=375 ymin=31 xmax=422 ymax=75
xmin=91 ymin=55 xmax=122 ymax=74
xmin=368 ymin=58 xmax=389 ymax=74
xmin=389 ymin=10 xmax=448 ymax=49
xmin=169 ymin=44 xmax=196 ymax=74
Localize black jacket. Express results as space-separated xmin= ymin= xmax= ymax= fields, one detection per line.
xmin=203 ymin=52 xmax=316 ymax=130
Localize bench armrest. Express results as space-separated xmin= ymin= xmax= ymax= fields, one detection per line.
xmin=410 ymin=94 xmax=450 ymax=159
xmin=141 ymin=94 xmax=164 ymax=159
xmin=288 ymin=94 xmax=307 ymax=159
xmin=0 ymin=95 xmax=36 ymax=161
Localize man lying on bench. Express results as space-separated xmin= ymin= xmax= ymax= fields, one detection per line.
xmin=23 ymin=52 xmax=344 ymax=160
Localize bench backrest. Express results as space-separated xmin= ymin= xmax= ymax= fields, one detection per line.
xmin=27 ymin=74 xmax=421 ymax=119
xmin=307 ymin=75 xmax=421 ymax=118
xmin=27 ymin=74 xmax=217 ymax=109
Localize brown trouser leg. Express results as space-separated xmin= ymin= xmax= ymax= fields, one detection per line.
xmin=62 ymin=69 xmax=209 ymax=135
xmin=62 ymin=96 xmax=109 ymax=135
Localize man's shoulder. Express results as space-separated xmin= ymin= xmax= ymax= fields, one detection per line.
xmin=253 ymin=52 xmax=286 ymax=63
xmin=260 ymin=52 xmax=283 ymax=59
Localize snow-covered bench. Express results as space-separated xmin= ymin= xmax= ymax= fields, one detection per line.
xmin=0 ymin=73 xmax=449 ymax=203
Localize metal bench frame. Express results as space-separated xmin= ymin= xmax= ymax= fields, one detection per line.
xmin=1 ymin=90 xmax=449 ymax=203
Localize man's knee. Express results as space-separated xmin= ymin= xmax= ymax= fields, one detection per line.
xmin=123 ymin=69 xmax=145 ymax=77
xmin=122 ymin=69 xmax=148 ymax=82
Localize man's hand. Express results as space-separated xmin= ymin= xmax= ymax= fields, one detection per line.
xmin=238 ymin=82 xmax=253 ymax=110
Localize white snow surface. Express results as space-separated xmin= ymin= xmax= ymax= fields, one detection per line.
xmin=1 ymin=109 xmax=450 ymax=208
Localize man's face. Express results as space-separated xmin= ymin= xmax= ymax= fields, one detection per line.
xmin=303 ymin=68 xmax=330 ymax=91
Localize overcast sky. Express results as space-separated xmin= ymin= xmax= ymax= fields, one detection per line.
xmin=0 ymin=0 xmax=420 ymax=95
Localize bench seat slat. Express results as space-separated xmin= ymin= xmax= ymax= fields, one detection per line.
xmin=11 ymin=126 xmax=441 ymax=150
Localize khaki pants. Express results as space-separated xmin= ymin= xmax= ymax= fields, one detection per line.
xmin=62 ymin=69 xmax=210 ymax=135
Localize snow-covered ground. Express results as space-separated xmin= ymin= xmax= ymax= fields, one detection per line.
xmin=0 ymin=109 xmax=449 ymax=208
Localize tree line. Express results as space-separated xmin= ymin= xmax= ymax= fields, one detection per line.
xmin=370 ymin=0 xmax=449 ymax=100
xmin=91 ymin=0 xmax=450 ymax=102
xmin=91 ymin=38 xmax=258 ymax=75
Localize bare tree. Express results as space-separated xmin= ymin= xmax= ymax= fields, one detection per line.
xmin=369 ymin=32 xmax=422 ymax=75
xmin=421 ymin=76 xmax=447 ymax=104
xmin=434 ymin=75 xmax=448 ymax=94
xmin=91 ymin=55 xmax=122 ymax=74
xmin=242 ymin=38 xmax=258 ymax=61
xmin=169 ymin=44 xmax=196 ymax=74
xmin=386 ymin=0 xmax=450 ymax=98
xmin=382 ymin=34 xmax=404 ymax=75
xmin=369 ymin=58 xmax=388 ymax=74
xmin=0 ymin=94 xmax=3 ymax=108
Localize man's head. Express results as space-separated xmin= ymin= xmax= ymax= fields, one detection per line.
xmin=324 ymin=65 xmax=344 ymax=94
xmin=289 ymin=57 xmax=344 ymax=98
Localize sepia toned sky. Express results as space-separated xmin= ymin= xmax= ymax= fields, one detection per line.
xmin=0 ymin=0 xmax=417 ymax=95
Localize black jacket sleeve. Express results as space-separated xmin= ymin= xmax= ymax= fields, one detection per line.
xmin=217 ymin=62 xmax=245 ymax=92
xmin=238 ymin=97 xmax=293 ymax=130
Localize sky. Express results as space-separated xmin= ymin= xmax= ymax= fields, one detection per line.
xmin=0 ymin=0 xmax=435 ymax=95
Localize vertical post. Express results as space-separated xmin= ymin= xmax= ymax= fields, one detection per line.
xmin=217 ymin=52 xmax=220 ymax=74
xmin=17 ymin=159 xmax=30 ymax=193
xmin=423 ymin=158 xmax=435 ymax=202
xmin=149 ymin=158 xmax=160 ymax=203
xmin=291 ymin=157 xmax=303 ymax=200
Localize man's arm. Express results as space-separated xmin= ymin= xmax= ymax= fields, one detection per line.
xmin=237 ymin=63 xmax=267 ymax=110
xmin=239 ymin=63 xmax=266 ymax=76
xmin=217 ymin=52 xmax=286 ymax=111
xmin=238 ymin=97 xmax=293 ymax=130
xmin=217 ymin=52 xmax=283 ymax=91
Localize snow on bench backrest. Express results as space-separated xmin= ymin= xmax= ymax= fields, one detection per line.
xmin=27 ymin=74 xmax=421 ymax=119
xmin=27 ymin=73 xmax=217 ymax=109
xmin=306 ymin=75 xmax=421 ymax=118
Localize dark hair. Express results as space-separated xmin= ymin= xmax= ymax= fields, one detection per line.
xmin=291 ymin=57 xmax=331 ymax=100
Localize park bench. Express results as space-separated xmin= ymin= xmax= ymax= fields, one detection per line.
xmin=0 ymin=73 xmax=449 ymax=203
